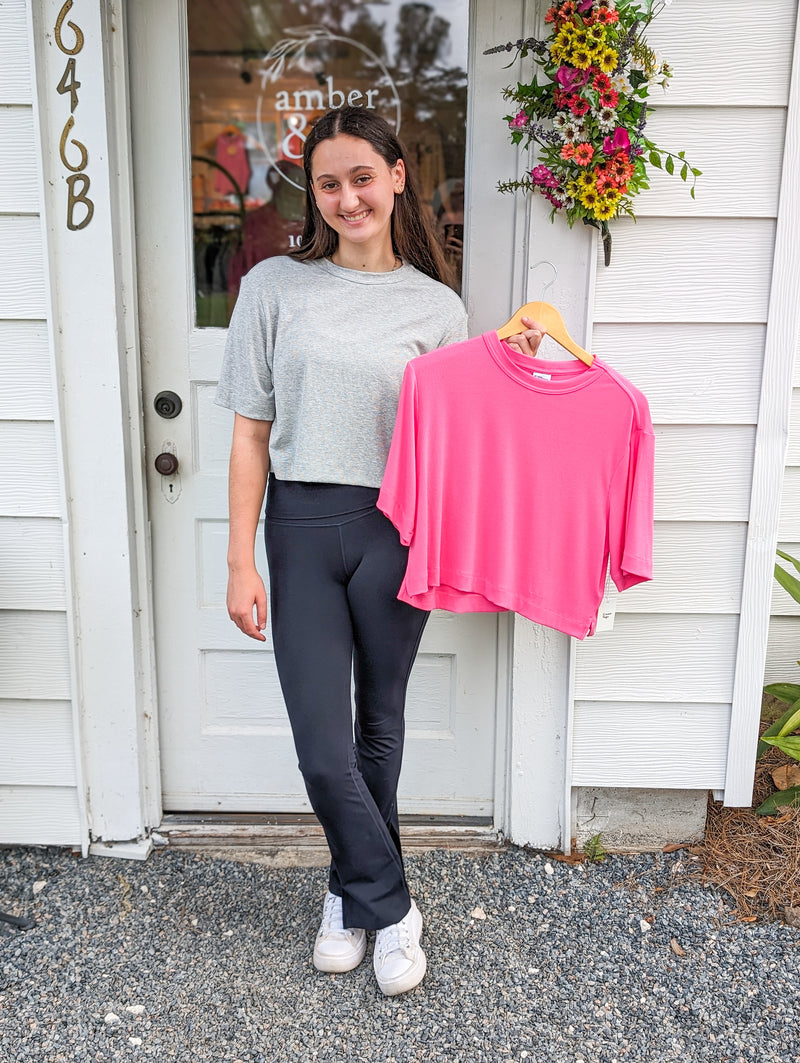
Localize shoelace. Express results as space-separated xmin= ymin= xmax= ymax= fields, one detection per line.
xmin=318 ymin=893 xmax=344 ymax=937
xmin=375 ymin=914 xmax=413 ymax=966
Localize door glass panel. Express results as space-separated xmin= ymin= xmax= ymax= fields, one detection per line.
xmin=188 ymin=1 xmax=469 ymax=326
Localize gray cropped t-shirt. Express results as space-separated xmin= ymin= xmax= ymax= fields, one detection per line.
xmin=215 ymin=256 xmax=468 ymax=487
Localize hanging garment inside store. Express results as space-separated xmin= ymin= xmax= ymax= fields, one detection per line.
xmin=377 ymin=321 xmax=654 ymax=640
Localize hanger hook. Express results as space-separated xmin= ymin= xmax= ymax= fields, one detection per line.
xmin=530 ymin=260 xmax=558 ymax=303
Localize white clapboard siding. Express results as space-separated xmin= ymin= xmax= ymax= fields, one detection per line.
xmin=0 ymin=612 xmax=71 ymax=701
xmin=0 ymin=106 xmax=38 ymax=213
xmin=638 ymin=108 xmax=784 ymax=219
xmin=0 ymin=217 xmax=47 ymax=319
xmin=0 ymin=0 xmax=32 ymax=104
xmin=778 ymin=468 xmax=800 ymax=541
xmin=593 ymin=219 xmax=775 ymax=324
xmin=572 ymin=703 xmax=730 ymax=788
xmin=0 ymin=321 xmax=55 ymax=420
xmin=765 ymin=616 xmax=800 ymax=686
xmin=647 ymin=0 xmax=796 ymax=107
xmin=575 ymin=614 xmax=739 ymax=704
xmin=783 ymin=390 xmax=800 ymax=466
xmin=0 ymin=518 xmax=66 ymax=610
xmin=0 ymin=787 xmax=82 ymax=846
xmin=592 ymin=324 xmax=764 ymax=425
xmin=0 ymin=702 xmax=77 ymax=785
xmin=619 ymin=521 xmax=746 ymax=615
xmin=654 ymin=425 xmax=755 ymax=522
xmin=770 ymin=543 xmax=800 ymax=616
xmin=0 ymin=422 xmax=61 ymax=517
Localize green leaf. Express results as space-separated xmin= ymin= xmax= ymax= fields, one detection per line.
xmin=777 ymin=548 xmax=800 ymax=574
xmin=680 ymin=163 xmax=688 ymax=181
xmin=765 ymin=681 xmax=800 ymax=703
xmin=665 ymin=155 xmax=674 ymax=175
xmin=690 ymin=187 xmax=696 ymax=200
xmin=757 ymin=697 xmax=800 ymax=758
xmin=648 ymin=151 xmax=662 ymax=168
xmin=775 ymin=562 xmax=800 ymax=605
xmin=678 ymin=150 xmax=686 ymax=159
xmin=691 ymin=168 xmax=703 ymax=176
xmin=778 ymin=703 xmax=800 ymax=737
xmin=761 ymin=734 xmax=800 ymax=760
xmin=755 ymin=785 xmax=800 ymax=816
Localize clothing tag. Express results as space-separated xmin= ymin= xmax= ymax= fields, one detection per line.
xmin=595 ymin=572 xmax=617 ymax=633
xmin=532 ymin=371 xmax=552 ymax=381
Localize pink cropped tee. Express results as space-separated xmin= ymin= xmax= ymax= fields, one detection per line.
xmin=377 ymin=331 xmax=654 ymax=639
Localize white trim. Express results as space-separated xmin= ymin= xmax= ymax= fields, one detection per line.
xmin=90 ymin=837 xmax=154 ymax=862
xmin=725 ymin=18 xmax=800 ymax=806
xmin=25 ymin=2 xmax=88 ymax=854
xmin=29 ymin=0 xmax=160 ymax=844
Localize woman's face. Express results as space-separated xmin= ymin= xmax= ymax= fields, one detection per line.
xmin=309 ymin=134 xmax=405 ymax=258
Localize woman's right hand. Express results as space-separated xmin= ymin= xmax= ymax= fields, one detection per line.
xmin=227 ymin=566 xmax=268 ymax=641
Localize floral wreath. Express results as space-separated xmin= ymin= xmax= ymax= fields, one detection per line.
xmin=486 ymin=0 xmax=700 ymax=264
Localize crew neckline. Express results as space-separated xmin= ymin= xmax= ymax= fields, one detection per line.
xmin=482 ymin=330 xmax=601 ymax=394
xmin=318 ymin=257 xmax=411 ymax=284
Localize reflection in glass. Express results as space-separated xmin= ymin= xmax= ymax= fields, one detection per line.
xmin=188 ymin=1 xmax=468 ymax=327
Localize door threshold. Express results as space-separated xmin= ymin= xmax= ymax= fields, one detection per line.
xmin=155 ymin=813 xmax=505 ymax=867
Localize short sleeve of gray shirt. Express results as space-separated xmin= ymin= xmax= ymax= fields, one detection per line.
xmin=215 ymin=256 xmax=468 ymax=487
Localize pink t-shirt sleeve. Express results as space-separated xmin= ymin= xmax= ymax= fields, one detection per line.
xmin=608 ymin=415 xmax=655 ymax=592
xmin=378 ymin=363 xmax=418 ymax=546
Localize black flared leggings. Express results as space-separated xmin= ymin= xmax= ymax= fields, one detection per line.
xmin=264 ymin=476 xmax=429 ymax=931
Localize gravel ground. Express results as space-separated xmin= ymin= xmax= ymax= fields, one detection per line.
xmin=1 ymin=845 xmax=798 ymax=1063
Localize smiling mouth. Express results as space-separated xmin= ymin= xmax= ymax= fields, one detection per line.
xmin=340 ymin=210 xmax=371 ymax=223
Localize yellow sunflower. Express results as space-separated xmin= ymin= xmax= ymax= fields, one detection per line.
xmin=597 ymin=47 xmax=619 ymax=73
xmin=593 ymin=194 xmax=622 ymax=221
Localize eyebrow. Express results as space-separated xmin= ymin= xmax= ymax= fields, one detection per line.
xmin=314 ymin=165 xmax=379 ymax=180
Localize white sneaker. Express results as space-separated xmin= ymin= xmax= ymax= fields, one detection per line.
xmin=373 ymin=901 xmax=426 ymax=996
xmin=312 ymin=892 xmax=367 ymax=973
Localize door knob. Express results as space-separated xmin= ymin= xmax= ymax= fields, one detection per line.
xmin=154 ymin=451 xmax=179 ymax=476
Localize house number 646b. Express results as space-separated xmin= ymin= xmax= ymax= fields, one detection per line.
xmin=55 ymin=0 xmax=94 ymax=230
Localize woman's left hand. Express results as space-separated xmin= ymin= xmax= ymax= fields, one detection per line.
xmin=505 ymin=316 xmax=546 ymax=357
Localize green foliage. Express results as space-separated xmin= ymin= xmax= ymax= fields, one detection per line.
xmin=583 ymin=833 xmax=608 ymax=863
xmin=758 ymin=549 xmax=800 ymax=813
xmin=755 ymin=786 xmax=800 ymax=817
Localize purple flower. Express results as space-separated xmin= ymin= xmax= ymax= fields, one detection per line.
xmin=577 ymin=0 xmax=594 ymax=11
xmin=603 ymin=127 xmax=631 ymax=155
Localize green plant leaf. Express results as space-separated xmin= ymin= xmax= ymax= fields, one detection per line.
xmin=774 ymin=562 xmax=800 ymax=605
xmin=778 ymin=704 xmax=800 ymax=738
xmin=777 ymin=548 xmax=800 ymax=574
xmin=755 ymin=785 xmax=800 ymax=816
xmin=665 ymin=155 xmax=674 ymax=175
xmin=690 ymin=187 xmax=696 ymax=200
xmin=761 ymin=734 xmax=800 ymax=760
xmin=757 ymin=697 xmax=800 ymax=758
xmin=648 ymin=151 xmax=662 ymax=168
xmin=680 ymin=163 xmax=688 ymax=181
xmin=764 ymin=682 xmax=800 ymax=704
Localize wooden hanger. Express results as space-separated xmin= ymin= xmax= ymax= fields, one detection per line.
xmin=497 ymin=301 xmax=594 ymax=367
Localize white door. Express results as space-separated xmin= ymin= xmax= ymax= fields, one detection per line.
xmin=128 ymin=0 xmax=503 ymax=816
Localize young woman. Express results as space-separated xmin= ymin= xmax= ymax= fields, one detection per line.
xmin=216 ymin=106 xmax=543 ymax=996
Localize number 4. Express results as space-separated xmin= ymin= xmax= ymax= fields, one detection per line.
xmin=57 ymin=57 xmax=81 ymax=113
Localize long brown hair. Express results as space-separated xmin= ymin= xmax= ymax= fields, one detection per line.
xmin=289 ymin=107 xmax=452 ymax=287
